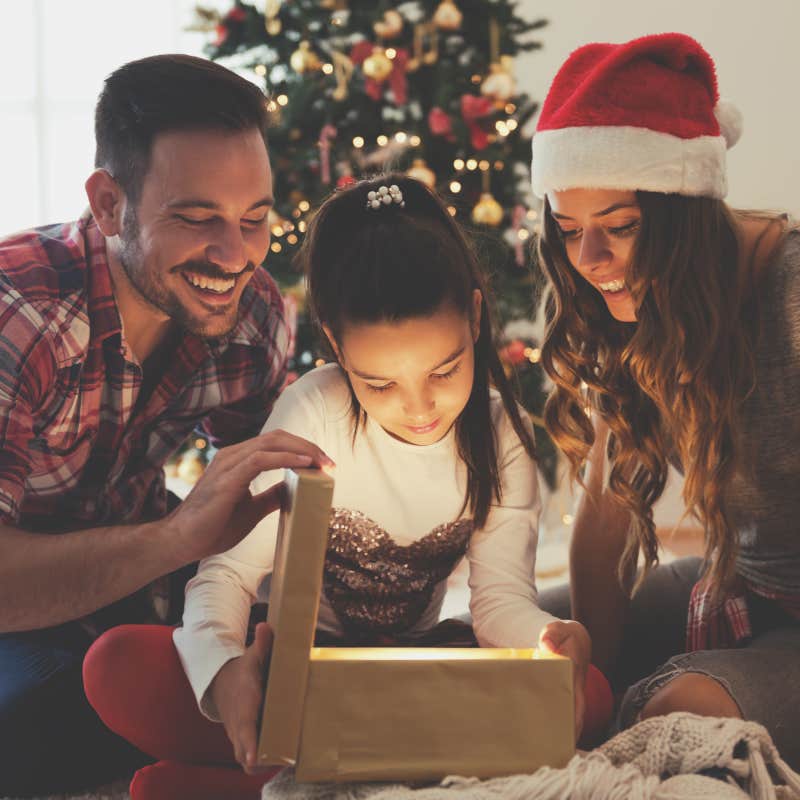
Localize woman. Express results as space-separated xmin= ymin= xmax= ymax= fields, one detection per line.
xmin=532 ymin=32 xmax=799 ymax=765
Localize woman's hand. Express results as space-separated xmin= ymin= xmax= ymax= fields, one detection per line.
xmin=539 ymin=619 xmax=592 ymax=742
xmin=210 ymin=622 xmax=273 ymax=774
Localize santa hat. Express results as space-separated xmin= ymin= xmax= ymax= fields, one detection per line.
xmin=531 ymin=33 xmax=742 ymax=199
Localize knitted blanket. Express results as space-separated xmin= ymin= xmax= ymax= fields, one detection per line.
xmin=263 ymin=713 xmax=800 ymax=800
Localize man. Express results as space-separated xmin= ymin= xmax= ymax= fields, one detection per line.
xmin=0 ymin=54 xmax=329 ymax=796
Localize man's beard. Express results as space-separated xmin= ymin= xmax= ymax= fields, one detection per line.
xmin=117 ymin=206 xmax=252 ymax=339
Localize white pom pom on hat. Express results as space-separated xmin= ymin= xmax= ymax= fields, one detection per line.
xmin=530 ymin=33 xmax=743 ymax=199
xmin=715 ymin=98 xmax=743 ymax=148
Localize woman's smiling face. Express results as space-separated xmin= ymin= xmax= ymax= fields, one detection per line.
xmin=548 ymin=188 xmax=641 ymax=322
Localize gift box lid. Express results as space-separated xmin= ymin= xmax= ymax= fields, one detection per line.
xmin=258 ymin=467 xmax=335 ymax=766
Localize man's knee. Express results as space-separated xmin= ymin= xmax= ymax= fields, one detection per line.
xmin=640 ymin=671 xmax=743 ymax=720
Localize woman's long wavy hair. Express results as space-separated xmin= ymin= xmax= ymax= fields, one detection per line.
xmin=297 ymin=173 xmax=536 ymax=529
xmin=540 ymin=191 xmax=783 ymax=597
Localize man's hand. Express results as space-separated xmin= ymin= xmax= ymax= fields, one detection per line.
xmin=539 ymin=619 xmax=591 ymax=742
xmin=210 ymin=621 xmax=274 ymax=774
xmin=167 ymin=429 xmax=333 ymax=564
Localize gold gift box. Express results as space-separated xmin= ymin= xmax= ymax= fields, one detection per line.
xmin=257 ymin=468 xmax=574 ymax=782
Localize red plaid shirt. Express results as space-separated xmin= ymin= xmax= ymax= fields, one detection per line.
xmin=686 ymin=575 xmax=800 ymax=651
xmin=0 ymin=211 xmax=289 ymax=532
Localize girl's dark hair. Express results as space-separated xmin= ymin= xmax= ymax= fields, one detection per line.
xmin=94 ymin=54 xmax=269 ymax=204
xmin=297 ymin=173 xmax=536 ymax=529
xmin=539 ymin=190 xmax=784 ymax=597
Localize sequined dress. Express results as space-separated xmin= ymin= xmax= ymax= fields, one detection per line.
xmin=325 ymin=508 xmax=474 ymax=636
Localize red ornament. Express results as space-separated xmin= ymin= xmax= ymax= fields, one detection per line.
xmin=428 ymin=107 xmax=455 ymax=141
xmin=214 ymin=23 xmax=229 ymax=47
xmin=225 ymin=6 xmax=247 ymax=22
xmin=337 ymin=175 xmax=357 ymax=189
xmin=460 ymin=94 xmax=495 ymax=150
xmin=503 ymin=340 xmax=527 ymax=365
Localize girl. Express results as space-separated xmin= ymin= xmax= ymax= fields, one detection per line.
xmin=532 ymin=33 xmax=800 ymax=765
xmin=84 ymin=175 xmax=610 ymax=800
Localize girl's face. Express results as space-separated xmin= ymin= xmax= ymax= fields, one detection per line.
xmin=548 ymin=188 xmax=641 ymax=323
xmin=327 ymin=292 xmax=481 ymax=446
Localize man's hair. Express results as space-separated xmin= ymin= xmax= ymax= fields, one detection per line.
xmin=94 ymin=54 xmax=269 ymax=203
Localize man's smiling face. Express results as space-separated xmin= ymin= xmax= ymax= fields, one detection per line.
xmin=115 ymin=126 xmax=273 ymax=338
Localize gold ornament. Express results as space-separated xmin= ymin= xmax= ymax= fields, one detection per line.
xmin=433 ymin=0 xmax=463 ymax=31
xmin=185 ymin=6 xmax=221 ymax=33
xmin=362 ymin=47 xmax=393 ymax=82
xmin=406 ymin=158 xmax=436 ymax=189
xmin=331 ymin=50 xmax=354 ymax=101
xmin=481 ymin=56 xmax=516 ymax=104
xmin=471 ymin=192 xmax=504 ymax=227
xmin=374 ymin=9 xmax=404 ymax=39
xmin=407 ymin=22 xmax=439 ymax=71
xmin=177 ymin=451 xmax=205 ymax=484
xmin=265 ymin=0 xmax=281 ymax=35
xmin=290 ymin=41 xmax=321 ymax=74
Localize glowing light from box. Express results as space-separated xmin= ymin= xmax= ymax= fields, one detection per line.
xmin=309 ymin=647 xmax=564 ymax=661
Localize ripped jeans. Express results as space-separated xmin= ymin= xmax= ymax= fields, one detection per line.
xmin=539 ymin=556 xmax=800 ymax=768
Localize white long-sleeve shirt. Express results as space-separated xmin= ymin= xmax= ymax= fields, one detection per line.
xmin=174 ymin=364 xmax=555 ymax=718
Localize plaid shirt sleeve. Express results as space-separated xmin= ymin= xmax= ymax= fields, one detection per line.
xmin=0 ymin=286 xmax=57 ymax=523
xmin=199 ymin=268 xmax=291 ymax=447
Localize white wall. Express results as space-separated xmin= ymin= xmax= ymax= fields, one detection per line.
xmin=0 ymin=0 xmax=209 ymax=236
xmin=516 ymin=0 xmax=800 ymax=216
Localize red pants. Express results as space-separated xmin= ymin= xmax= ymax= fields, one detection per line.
xmin=83 ymin=625 xmax=275 ymax=800
xmin=84 ymin=625 xmax=613 ymax=800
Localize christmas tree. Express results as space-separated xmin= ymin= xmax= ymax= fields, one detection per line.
xmin=177 ymin=0 xmax=556 ymax=487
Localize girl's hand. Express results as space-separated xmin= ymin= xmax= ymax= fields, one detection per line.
xmin=539 ymin=619 xmax=591 ymax=742
xmin=210 ymin=622 xmax=273 ymax=774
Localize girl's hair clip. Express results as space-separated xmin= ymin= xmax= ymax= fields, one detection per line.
xmin=366 ymin=184 xmax=405 ymax=210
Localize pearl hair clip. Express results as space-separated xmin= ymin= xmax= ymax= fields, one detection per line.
xmin=366 ymin=184 xmax=405 ymax=210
